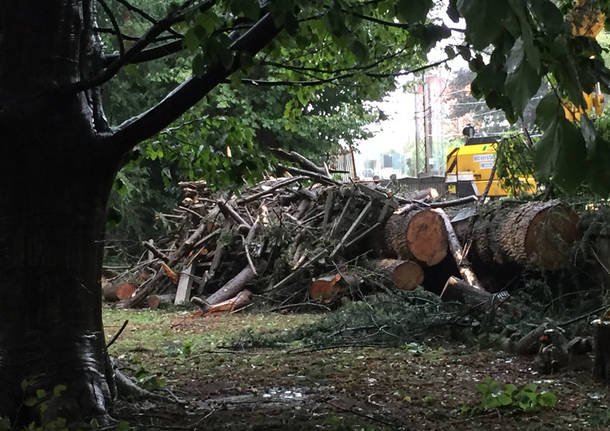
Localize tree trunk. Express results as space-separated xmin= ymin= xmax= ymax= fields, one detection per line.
xmin=0 ymin=2 xmax=118 ymax=426
xmin=454 ymin=200 xmax=579 ymax=270
xmin=384 ymin=208 xmax=448 ymax=266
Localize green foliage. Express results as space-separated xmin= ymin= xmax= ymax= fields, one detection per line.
xmin=494 ymin=134 xmax=538 ymax=196
xmin=134 ymin=367 xmax=166 ymax=392
xmin=225 ymin=288 xmax=468 ymax=350
xmin=462 ymin=377 xmax=557 ymax=415
xmin=5 ymin=382 xmax=98 ymax=431
xmin=98 ymin=0 xmax=610 ymax=209
xmin=452 ymin=0 xmax=610 ymax=195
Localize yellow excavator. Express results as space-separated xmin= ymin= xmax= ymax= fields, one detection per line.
xmin=444 ymin=129 xmax=537 ymax=198
xmin=445 ymin=0 xmax=605 ymax=198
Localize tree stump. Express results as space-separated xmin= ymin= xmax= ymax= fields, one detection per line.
xmin=593 ymin=319 xmax=610 ymax=380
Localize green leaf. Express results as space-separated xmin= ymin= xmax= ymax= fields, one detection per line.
xmin=396 ymin=0 xmax=432 ymax=22
xmin=497 ymin=392 xmax=512 ymax=406
xmin=537 ymin=391 xmax=557 ymax=407
xmin=183 ymin=28 xmax=200 ymax=52
xmin=506 ymin=38 xmax=525 ymax=74
xmin=35 ymin=389 xmax=46 ymax=399
xmin=24 ymin=397 xmax=38 ymax=407
xmin=52 ymin=384 xmax=67 ymax=397
xmin=116 ymin=421 xmax=130 ymax=431
xmin=504 ymin=384 xmax=518 ymax=396
xmin=192 ymin=53 xmax=205 ymax=76
xmin=350 ymin=39 xmax=368 ymax=63
xmin=521 ymin=383 xmax=537 ymax=393
xmin=458 ymin=0 xmax=507 ymax=49
xmin=507 ymin=0 xmax=540 ymax=72
xmin=530 ymin=0 xmax=563 ymax=36
xmin=504 ymin=58 xmax=541 ymax=115
xmin=535 ymin=93 xmax=560 ymax=129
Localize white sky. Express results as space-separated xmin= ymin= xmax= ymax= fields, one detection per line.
xmin=354 ymin=4 xmax=467 ymax=177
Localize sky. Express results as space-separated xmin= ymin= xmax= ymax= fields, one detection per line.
xmin=353 ymin=3 xmax=469 ymax=179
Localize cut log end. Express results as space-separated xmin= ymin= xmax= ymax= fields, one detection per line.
xmin=405 ymin=210 xmax=448 ymax=266
xmin=103 ymin=282 xmax=135 ymax=302
xmin=369 ymin=258 xmax=423 ymax=291
xmin=524 ymin=204 xmax=579 ymax=270
xmin=384 ymin=209 xmax=448 ymax=266
xmin=310 ymin=273 xmax=343 ymax=303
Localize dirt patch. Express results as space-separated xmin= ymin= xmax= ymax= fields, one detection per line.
xmin=104 ymin=308 xmax=610 ymax=430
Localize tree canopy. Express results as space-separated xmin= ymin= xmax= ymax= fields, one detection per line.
xmin=92 ymin=0 xmax=610 ymax=195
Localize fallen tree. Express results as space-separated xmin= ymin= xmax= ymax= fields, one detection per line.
xmin=454 ymin=200 xmax=580 ymax=270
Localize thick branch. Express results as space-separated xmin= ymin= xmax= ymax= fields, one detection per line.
xmin=102 ymin=40 xmax=183 ymax=65
xmin=109 ymin=12 xmax=281 ymax=154
xmin=69 ymin=0 xmax=213 ymax=93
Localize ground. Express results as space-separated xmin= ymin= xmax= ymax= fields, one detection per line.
xmin=104 ymin=308 xmax=610 ymax=430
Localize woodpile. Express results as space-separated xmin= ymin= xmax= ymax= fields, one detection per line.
xmin=102 ymin=151 xmax=582 ymax=315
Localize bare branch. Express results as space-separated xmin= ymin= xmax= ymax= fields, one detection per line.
xmin=108 ymin=12 xmax=281 ymax=155
xmin=237 ymin=58 xmax=450 ymax=87
xmin=113 ymin=0 xmax=183 ymax=39
xmin=97 ymin=0 xmax=125 ymax=57
xmin=68 ymin=0 xmax=214 ymax=93
xmin=261 ymin=48 xmax=406 ymax=75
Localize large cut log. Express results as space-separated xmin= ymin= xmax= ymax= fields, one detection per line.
xmin=455 ymin=200 xmax=579 ymax=270
xmin=205 ymin=289 xmax=252 ymax=315
xmin=384 ymin=208 xmax=448 ymax=266
xmin=191 ymin=265 xmax=255 ymax=312
xmin=103 ymin=282 xmax=135 ymax=302
xmin=440 ymin=276 xmax=492 ymax=306
xmin=368 ymin=258 xmax=424 ymax=291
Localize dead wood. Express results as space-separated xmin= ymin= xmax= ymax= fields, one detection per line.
xmin=103 ymin=282 xmax=135 ymax=302
xmin=270 ymin=148 xmax=328 ymax=176
xmin=147 ymin=294 xmax=175 ymax=310
xmin=204 ymin=289 xmax=252 ymax=315
xmin=277 ymin=164 xmax=339 ymax=186
xmin=440 ymin=276 xmax=493 ymax=307
xmin=454 ymin=200 xmax=579 ymax=270
xmin=193 ymin=265 xmax=256 ymax=313
xmin=237 ymin=176 xmax=306 ymax=205
xmin=367 ymin=258 xmax=424 ymax=291
xmin=402 ymin=187 xmax=439 ymax=202
xmin=433 ymin=208 xmax=481 ymax=288
xmin=384 ymin=208 xmax=448 ymax=266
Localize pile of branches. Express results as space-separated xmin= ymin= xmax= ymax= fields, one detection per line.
xmin=102 ymin=150 xmax=583 ymax=319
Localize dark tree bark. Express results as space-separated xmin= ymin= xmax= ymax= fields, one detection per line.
xmin=0 ymin=1 xmax=120 ymax=426
xmin=0 ymin=1 xmax=280 ymax=426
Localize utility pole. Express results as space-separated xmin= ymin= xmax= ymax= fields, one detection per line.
xmin=422 ymin=74 xmax=430 ymax=175
xmin=414 ymin=85 xmax=420 ymax=177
